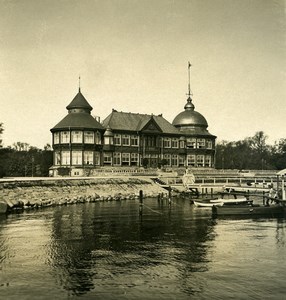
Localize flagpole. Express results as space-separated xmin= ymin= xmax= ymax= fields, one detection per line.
xmin=188 ymin=62 xmax=192 ymax=97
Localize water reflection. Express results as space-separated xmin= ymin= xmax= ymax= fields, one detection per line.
xmin=46 ymin=199 xmax=216 ymax=296
xmin=1 ymin=199 xmax=286 ymax=299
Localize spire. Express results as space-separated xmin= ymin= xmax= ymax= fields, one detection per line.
xmin=184 ymin=62 xmax=195 ymax=111
xmin=187 ymin=62 xmax=193 ymax=98
xmin=79 ymin=76 xmax=81 ymax=92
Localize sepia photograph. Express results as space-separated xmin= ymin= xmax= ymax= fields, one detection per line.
xmin=0 ymin=0 xmax=286 ymax=299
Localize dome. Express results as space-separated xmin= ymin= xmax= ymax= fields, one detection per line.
xmin=172 ymin=97 xmax=208 ymax=128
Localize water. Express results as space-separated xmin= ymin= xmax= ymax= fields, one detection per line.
xmin=1 ymin=198 xmax=286 ymax=299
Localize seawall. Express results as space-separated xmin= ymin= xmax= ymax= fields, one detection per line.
xmin=0 ymin=177 xmax=168 ymax=213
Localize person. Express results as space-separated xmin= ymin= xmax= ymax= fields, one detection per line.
xmin=269 ymin=187 xmax=275 ymax=199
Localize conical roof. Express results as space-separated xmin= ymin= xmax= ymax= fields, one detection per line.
xmin=66 ymin=88 xmax=93 ymax=111
xmin=51 ymin=88 xmax=103 ymax=132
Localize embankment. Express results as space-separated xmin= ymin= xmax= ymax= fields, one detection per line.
xmin=0 ymin=177 xmax=167 ymax=213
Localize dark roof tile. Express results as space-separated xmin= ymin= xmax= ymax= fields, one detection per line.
xmin=102 ymin=111 xmax=179 ymax=135
xmin=51 ymin=113 xmax=104 ymax=131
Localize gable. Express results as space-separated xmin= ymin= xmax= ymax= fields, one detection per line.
xmin=141 ymin=117 xmax=162 ymax=133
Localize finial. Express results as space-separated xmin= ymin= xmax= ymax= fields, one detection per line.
xmin=79 ymin=76 xmax=81 ymax=92
xmin=186 ymin=62 xmax=193 ymax=97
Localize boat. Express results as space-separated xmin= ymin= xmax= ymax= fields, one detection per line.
xmin=212 ymin=204 xmax=285 ymax=217
xmin=210 ymin=197 xmax=252 ymax=205
xmin=194 ymin=196 xmax=251 ymax=208
xmin=194 ymin=200 xmax=223 ymax=207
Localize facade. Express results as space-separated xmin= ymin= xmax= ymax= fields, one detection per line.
xmin=50 ymin=84 xmax=216 ymax=177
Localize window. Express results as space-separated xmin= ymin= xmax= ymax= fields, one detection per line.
xmin=84 ymin=151 xmax=93 ymax=165
xmin=164 ymin=154 xmax=171 ymax=166
xmin=146 ymin=136 xmax=156 ymax=147
xmin=187 ymin=154 xmax=196 ymax=167
xmin=206 ymin=140 xmax=212 ymax=149
xmin=163 ymin=137 xmax=171 ymax=148
xmin=131 ymin=153 xmax=138 ymax=165
xmin=71 ymin=131 xmax=83 ymax=143
xmin=205 ymin=155 xmax=212 ymax=167
xmin=72 ymin=151 xmax=82 ymax=165
xmin=171 ymin=154 xmax=178 ymax=166
xmin=186 ymin=138 xmax=196 ymax=148
xmin=104 ymin=136 xmax=113 ymax=145
xmin=122 ymin=135 xmax=130 ymax=146
xmin=95 ymin=132 xmax=101 ymax=144
xmin=54 ymin=132 xmax=60 ymax=144
xmin=197 ymin=155 xmax=204 ymax=167
xmin=122 ymin=153 xmax=130 ymax=166
xmin=84 ymin=131 xmax=94 ymax=144
xmin=113 ymin=152 xmax=121 ymax=165
xmin=61 ymin=131 xmax=70 ymax=144
xmin=178 ymin=155 xmax=185 ymax=167
xmin=131 ymin=135 xmax=139 ymax=146
xmin=62 ymin=151 xmax=70 ymax=165
xmin=103 ymin=153 xmax=112 ymax=165
xmin=114 ymin=134 xmax=121 ymax=145
xmin=197 ymin=139 xmax=205 ymax=149
xmin=54 ymin=151 xmax=61 ymax=165
xmin=179 ymin=140 xmax=185 ymax=149
xmin=171 ymin=138 xmax=179 ymax=148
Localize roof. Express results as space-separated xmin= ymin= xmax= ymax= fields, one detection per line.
xmin=51 ymin=112 xmax=104 ymax=131
xmin=66 ymin=89 xmax=93 ymax=111
xmin=172 ymin=110 xmax=208 ymax=127
xmin=102 ymin=110 xmax=180 ymax=135
xmin=178 ymin=126 xmax=216 ymax=138
xmin=172 ymin=97 xmax=208 ymax=128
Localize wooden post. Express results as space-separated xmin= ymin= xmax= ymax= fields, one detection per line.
xmin=139 ymin=190 xmax=143 ymax=214
xmin=168 ymin=186 xmax=172 ymax=205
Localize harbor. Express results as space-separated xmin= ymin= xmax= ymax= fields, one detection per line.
xmin=1 ymin=196 xmax=286 ymax=299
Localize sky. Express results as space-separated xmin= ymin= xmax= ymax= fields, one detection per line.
xmin=0 ymin=0 xmax=285 ymax=149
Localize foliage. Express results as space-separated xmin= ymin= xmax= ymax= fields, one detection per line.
xmin=0 ymin=143 xmax=53 ymax=177
xmin=215 ymin=131 xmax=286 ymax=170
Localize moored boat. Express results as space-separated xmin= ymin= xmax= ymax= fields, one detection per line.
xmin=212 ymin=204 xmax=285 ymax=217
xmin=194 ymin=200 xmax=223 ymax=207
xmin=210 ymin=197 xmax=252 ymax=205
xmin=194 ymin=196 xmax=252 ymax=208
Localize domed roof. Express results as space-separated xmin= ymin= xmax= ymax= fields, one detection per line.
xmin=172 ymin=97 xmax=208 ymax=128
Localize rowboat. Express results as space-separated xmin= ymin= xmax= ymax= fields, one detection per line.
xmin=194 ymin=200 xmax=223 ymax=207
xmin=210 ymin=197 xmax=251 ymax=205
xmin=194 ymin=197 xmax=251 ymax=208
xmin=212 ymin=204 xmax=285 ymax=217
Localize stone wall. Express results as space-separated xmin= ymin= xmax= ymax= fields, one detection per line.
xmin=0 ymin=177 xmax=167 ymax=211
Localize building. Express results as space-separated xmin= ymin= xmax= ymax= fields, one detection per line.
xmin=50 ymin=73 xmax=216 ymax=176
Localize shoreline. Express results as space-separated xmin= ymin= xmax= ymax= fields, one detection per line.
xmin=0 ymin=176 xmax=168 ymax=214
